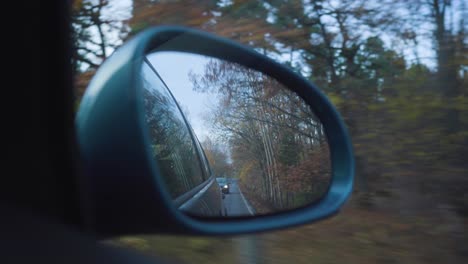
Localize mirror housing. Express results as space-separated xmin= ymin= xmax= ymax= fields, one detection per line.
xmin=77 ymin=26 xmax=354 ymax=237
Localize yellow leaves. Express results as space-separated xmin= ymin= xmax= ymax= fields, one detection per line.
xmin=130 ymin=22 xmax=150 ymax=35
xmin=130 ymin=2 xmax=213 ymax=31
xmin=361 ymin=133 xmax=378 ymax=139
xmin=117 ymin=237 xmax=150 ymax=251
xmin=413 ymin=151 xmax=428 ymax=158
xmin=238 ymin=161 xmax=256 ymax=182
xmin=187 ymin=238 xmax=213 ymax=251
xmin=72 ymin=0 xmax=84 ymax=11
xmin=454 ymin=95 xmax=468 ymax=112
xmin=213 ymin=18 xmax=274 ymax=43
xmin=273 ymin=28 xmax=308 ymax=39
xmin=383 ymin=92 xmax=446 ymax=125
xmin=326 ymin=92 xmax=343 ymax=108
xmin=367 ymin=103 xmax=380 ymax=111
xmin=441 ymin=131 xmax=468 ymax=146
xmin=203 ymin=148 xmax=215 ymax=167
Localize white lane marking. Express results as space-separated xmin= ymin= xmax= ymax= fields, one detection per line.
xmin=237 ymin=184 xmax=255 ymax=216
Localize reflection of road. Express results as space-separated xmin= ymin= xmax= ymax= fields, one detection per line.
xmin=223 ymin=179 xmax=255 ymax=217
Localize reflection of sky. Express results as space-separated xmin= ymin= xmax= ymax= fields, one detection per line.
xmin=146 ymin=52 xmax=216 ymax=141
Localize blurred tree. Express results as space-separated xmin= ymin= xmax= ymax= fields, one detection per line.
xmin=72 ymin=0 xmax=130 ymax=105
xmin=71 ymin=0 xmax=122 ymax=71
xmin=71 ymin=1 xmax=468 ymax=260
xmin=72 ymin=0 xmax=467 ymax=214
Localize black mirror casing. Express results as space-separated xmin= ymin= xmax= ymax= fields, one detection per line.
xmin=77 ymin=26 xmax=354 ymax=237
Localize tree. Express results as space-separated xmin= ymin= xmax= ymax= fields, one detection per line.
xmin=190 ymin=58 xmax=330 ymax=210
xmin=200 ymin=138 xmax=231 ymax=178
xmin=71 ymin=0 xmax=125 ymax=71
xmin=72 ymin=0 xmax=468 ymax=213
xmin=72 ymin=0 xmax=130 ymax=105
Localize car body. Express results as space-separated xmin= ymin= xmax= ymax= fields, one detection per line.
xmin=142 ymin=60 xmax=224 ymax=217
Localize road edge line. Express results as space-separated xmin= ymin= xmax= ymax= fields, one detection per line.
xmin=238 ymin=186 xmax=255 ymax=216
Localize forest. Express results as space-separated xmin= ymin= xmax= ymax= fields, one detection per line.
xmin=73 ymin=0 xmax=466 ymax=213
xmin=189 ymin=58 xmax=331 ymax=211
xmin=73 ymin=0 xmax=467 ymax=263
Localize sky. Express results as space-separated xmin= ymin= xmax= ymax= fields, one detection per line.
xmin=146 ymin=52 xmax=218 ymax=142
xmin=92 ymin=0 xmax=464 ymax=72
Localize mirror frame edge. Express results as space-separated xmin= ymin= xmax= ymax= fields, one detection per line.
xmin=76 ymin=26 xmax=354 ymax=237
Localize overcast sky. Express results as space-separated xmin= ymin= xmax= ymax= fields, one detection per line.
xmin=93 ymin=0 xmax=468 ymax=73
xmin=146 ymin=52 xmax=217 ymax=141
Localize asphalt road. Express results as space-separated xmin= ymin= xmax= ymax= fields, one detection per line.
xmin=225 ymin=180 xmax=261 ymax=263
xmin=223 ymin=179 xmax=255 ymax=217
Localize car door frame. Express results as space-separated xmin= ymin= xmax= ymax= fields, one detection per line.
xmin=143 ymin=59 xmax=223 ymax=217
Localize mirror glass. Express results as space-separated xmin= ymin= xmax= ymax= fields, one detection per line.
xmin=142 ymin=51 xmax=331 ymax=218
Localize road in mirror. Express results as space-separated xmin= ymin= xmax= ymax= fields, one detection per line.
xmin=142 ymin=51 xmax=331 ymax=218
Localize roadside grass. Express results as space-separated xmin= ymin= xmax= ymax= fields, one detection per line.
xmin=109 ymin=202 xmax=467 ymax=264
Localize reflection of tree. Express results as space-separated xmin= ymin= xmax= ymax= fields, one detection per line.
xmin=142 ymin=64 xmax=204 ymax=198
xmin=190 ymin=60 xmax=331 ymax=210
xmin=200 ymin=138 xmax=231 ymax=178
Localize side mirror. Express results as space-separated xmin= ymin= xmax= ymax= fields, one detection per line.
xmin=77 ymin=26 xmax=354 ymax=236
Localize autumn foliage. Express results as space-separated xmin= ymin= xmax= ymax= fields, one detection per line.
xmin=73 ymin=1 xmax=467 ymax=212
